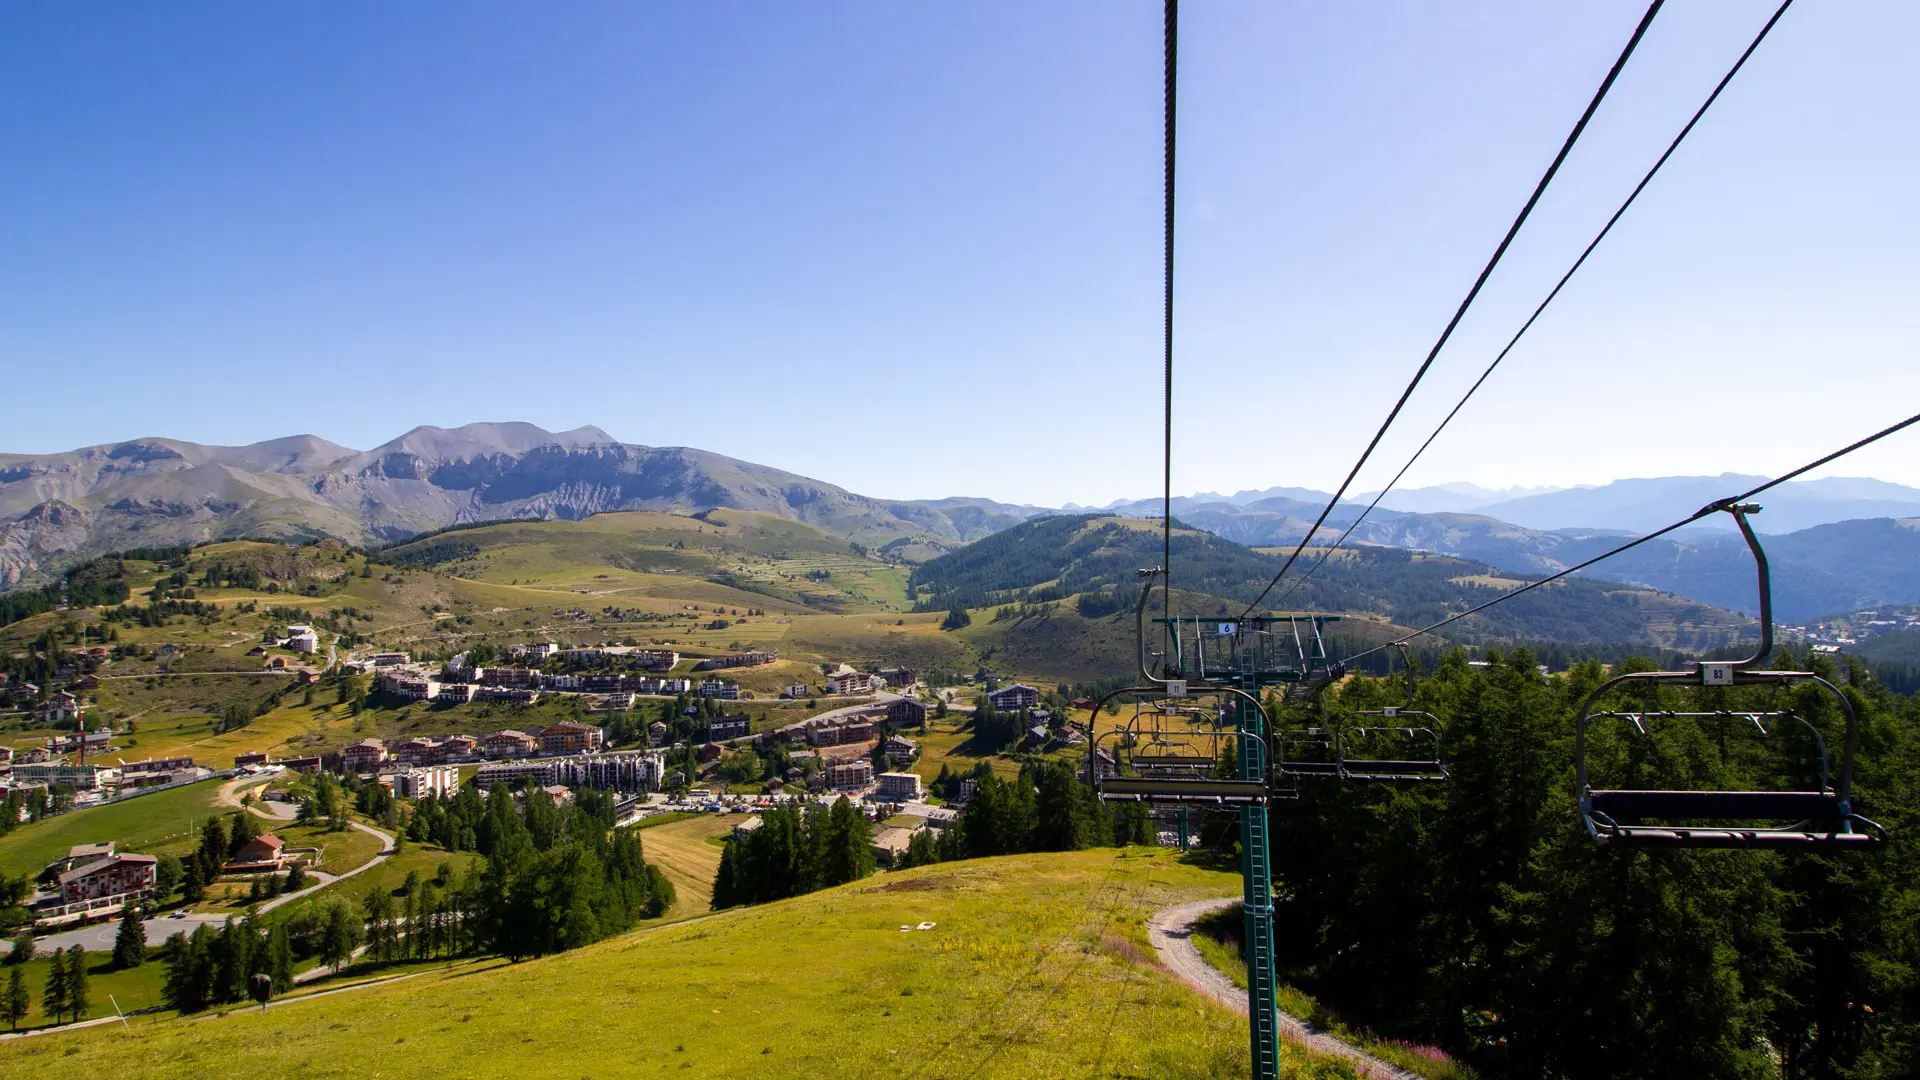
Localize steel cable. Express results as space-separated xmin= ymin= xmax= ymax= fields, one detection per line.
xmin=1239 ymin=1 xmax=1666 ymax=619
xmin=1341 ymin=409 xmax=1920 ymax=665
xmin=1269 ymin=0 xmax=1796 ymax=613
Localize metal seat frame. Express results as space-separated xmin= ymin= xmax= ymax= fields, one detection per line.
xmin=1340 ymin=642 xmax=1448 ymax=783
xmin=1088 ymin=684 xmax=1273 ymax=806
xmin=1574 ymin=504 xmax=1887 ymax=850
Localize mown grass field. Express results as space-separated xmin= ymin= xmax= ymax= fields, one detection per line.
xmin=1 ymin=951 xmax=171 ymax=1029
xmin=0 ymin=779 xmax=227 ymax=880
xmin=630 ymin=812 xmax=735 ymax=916
xmin=0 ymin=848 xmax=1362 ymax=1079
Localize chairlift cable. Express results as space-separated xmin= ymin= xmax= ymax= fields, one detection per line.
xmin=1161 ymin=0 xmax=1179 ymax=659
xmin=1238 ymin=0 xmax=1666 ymax=620
xmin=1268 ymin=0 xmax=1797 ymax=612
xmin=1341 ymin=408 xmax=1920 ymax=665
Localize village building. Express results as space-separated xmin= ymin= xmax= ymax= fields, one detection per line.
xmin=473 ymin=685 xmax=539 ymax=704
xmin=281 ymin=755 xmax=328 ymax=774
xmin=441 ymin=734 xmax=480 ymax=759
xmin=436 ymin=681 xmax=473 ymax=704
xmin=285 ymin=625 xmax=320 ymax=653
xmin=886 ymin=697 xmax=929 ymax=729
xmin=539 ymin=721 xmax=605 ymax=755
xmin=477 ymin=667 xmax=540 ymax=688
xmin=696 ymin=650 xmax=777 ymax=670
xmin=508 ymin=642 xmax=559 ymax=660
xmin=697 ymin=678 xmax=740 ymax=700
xmin=37 ymin=690 xmax=82 ymax=727
xmin=342 ymin=738 xmax=389 ymax=773
xmin=648 ymin=721 xmax=669 ymax=745
xmin=11 ymin=762 xmax=103 ymax=791
xmin=226 ymin=834 xmax=290 ymax=873
xmin=233 ymin=751 xmax=272 ymax=769
xmin=871 ymin=826 xmax=917 ymax=868
xmin=391 ymin=764 xmax=461 ymax=800
xmin=389 ymin=738 xmax=443 ymax=765
xmin=875 ymin=772 xmax=924 ymax=802
xmin=57 ymin=852 xmax=158 ymax=913
xmin=120 ymin=756 xmax=196 ymax=776
xmin=554 ymin=749 xmax=665 ymax=793
xmin=882 ymin=735 xmax=918 ymax=760
xmin=367 ymin=652 xmax=412 ymax=667
xmin=825 ymin=669 xmax=873 ymax=696
xmin=57 ymin=842 xmax=117 ymax=874
xmin=631 ymin=649 xmax=679 ymax=671
xmin=826 ymin=760 xmax=874 ymax=791
xmin=475 ymin=760 xmax=559 ymax=790
xmin=986 ymin=684 xmax=1042 ymax=711
xmin=481 ymin=729 xmax=538 ymax=758
xmin=706 ymin=716 xmax=751 ymax=742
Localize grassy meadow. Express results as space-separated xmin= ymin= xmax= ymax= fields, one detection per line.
xmin=0 ymin=779 xmax=228 ymax=880
xmin=0 ymin=848 xmax=1367 ymax=1079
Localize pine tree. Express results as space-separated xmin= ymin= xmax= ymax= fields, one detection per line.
xmin=42 ymin=947 xmax=67 ymax=1024
xmin=226 ymin=809 xmax=261 ymax=859
xmin=711 ymin=839 xmax=738 ymax=911
xmin=63 ymin=946 xmax=88 ymax=1020
xmin=113 ymin=903 xmax=146 ymax=969
xmin=2 ymin=966 xmax=26 ymax=1031
xmin=266 ymin=925 xmax=294 ymax=993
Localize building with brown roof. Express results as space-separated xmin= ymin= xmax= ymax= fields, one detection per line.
xmin=539 ymin=721 xmax=604 ymax=755
xmin=57 ymin=853 xmax=158 ymax=911
xmin=226 ymin=834 xmax=289 ymax=872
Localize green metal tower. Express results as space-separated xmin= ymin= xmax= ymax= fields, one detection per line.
xmin=1163 ymin=614 xmax=1340 ymax=1080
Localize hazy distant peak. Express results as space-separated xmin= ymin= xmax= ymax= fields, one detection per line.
xmin=364 ymin=421 xmax=613 ymax=463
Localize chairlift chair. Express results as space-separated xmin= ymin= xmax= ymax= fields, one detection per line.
xmin=1339 ymin=643 xmax=1448 ymax=782
xmin=1085 ymin=683 xmax=1272 ymax=806
xmin=1574 ymin=504 xmax=1887 ymax=850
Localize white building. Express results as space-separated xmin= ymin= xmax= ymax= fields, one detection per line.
xmin=875 ymin=772 xmax=923 ymax=802
xmin=391 ymin=765 xmax=460 ymax=799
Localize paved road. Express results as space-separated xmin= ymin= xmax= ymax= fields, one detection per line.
xmin=258 ymin=820 xmax=395 ymax=915
xmin=1148 ymin=897 xmax=1417 ymax=1080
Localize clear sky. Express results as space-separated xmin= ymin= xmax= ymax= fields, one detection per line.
xmin=2 ymin=2 xmax=1914 ymax=506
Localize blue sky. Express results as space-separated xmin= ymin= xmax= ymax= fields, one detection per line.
xmin=2 ymin=2 xmax=1914 ymax=506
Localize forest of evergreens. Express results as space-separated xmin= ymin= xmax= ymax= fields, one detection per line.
xmin=1252 ymin=647 xmax=1920 ymax=1079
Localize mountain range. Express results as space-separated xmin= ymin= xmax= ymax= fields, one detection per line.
xmin=0 ymin=423 xmax=1030 ymax=589
xmin=4 ymin=422 xmax=1917 ymax=624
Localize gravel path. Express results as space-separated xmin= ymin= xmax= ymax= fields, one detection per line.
xmin=1148 ymin=897 xmax=1419 ymax=1080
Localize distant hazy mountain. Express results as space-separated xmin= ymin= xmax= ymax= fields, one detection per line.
xmin=0 ymin=423 xmax=1054 ymax=588
xmin=1475 ymin=474 xmax=1920 ymax=534
xmin=1362 ymin=482 xmax=1563 ymax=514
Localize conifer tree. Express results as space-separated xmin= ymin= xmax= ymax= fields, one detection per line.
xmin=41 ymin=947 xmax=67 ymax=1024
xmin=113 ymin=903 xmax=146 ymax=969
xmin=63 ymin=946 xmax=88 ymax=1020
xmin=3 ymin=966 xmax=27 ymax=1031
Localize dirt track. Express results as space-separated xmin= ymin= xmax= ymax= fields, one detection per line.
xmin=1147 ymin=896 xmax=1418 ymax=1080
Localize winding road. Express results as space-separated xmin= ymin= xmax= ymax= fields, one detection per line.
xmin=1148 ymin=897 xmax=1418 ymax=1080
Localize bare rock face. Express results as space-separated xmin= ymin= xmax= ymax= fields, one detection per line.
xmin=0 ymin=500 xmax=94 ymax=588
xmin=0 ymin=422 xmax=1039 ymax=586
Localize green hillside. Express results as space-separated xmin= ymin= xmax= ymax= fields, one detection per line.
xmin=378 ymin=509 xmax=913 ymax=612
xmin=911 ymin=514 xmax=1753 ymax=653
xmin=1 ymin=849 xmax=1346 ymax=1079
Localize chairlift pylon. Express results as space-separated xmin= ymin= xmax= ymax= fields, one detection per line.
xmin=1573 ymin=503 xmax=1887 ymax=849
